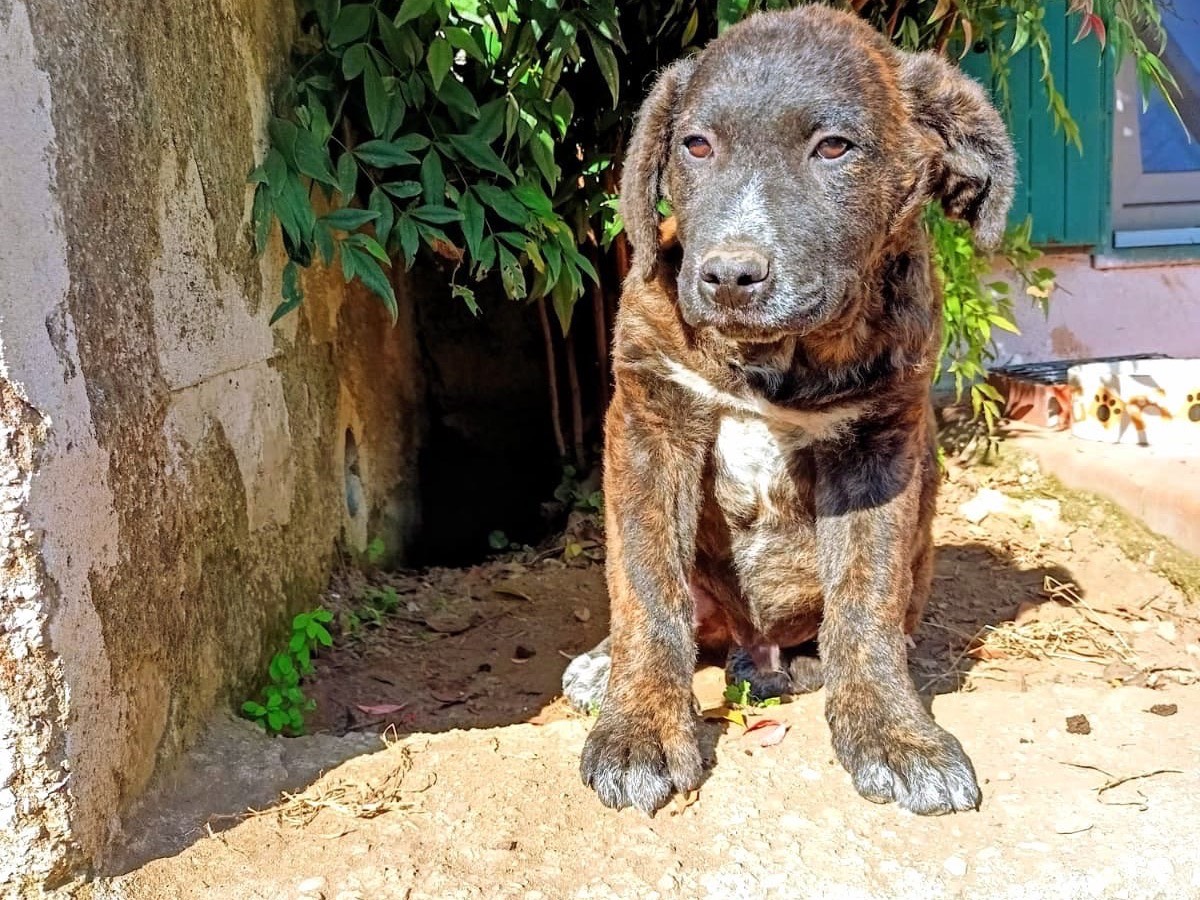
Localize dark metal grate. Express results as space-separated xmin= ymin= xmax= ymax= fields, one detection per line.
xmin=991 ymin=354 xmax=1172 ymax=385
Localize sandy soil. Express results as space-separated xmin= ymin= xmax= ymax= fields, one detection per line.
xmin=93 ymin=454 xmax=1200 ymax=900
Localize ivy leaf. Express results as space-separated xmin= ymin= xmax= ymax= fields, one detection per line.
xmin=587 ymin=32 xmax=619 ymax=107
xmin=395 ymin=215 xmax=420 ymax=268
xmin=497 ymin=245 xmax=526 ymax=300
xmin=270 ymin=260 xmax=304 ymax=325
xmin=336 ymin=151 xmax=358 ymax=201
xmin=427 ymin=37 xmax=453 ymax=91
xmin=452 ymin=284 xmax=480 ymax=315
xmin=354 ymin=139 xmax=419 ymax=168
xmin=268 ymin=118 xmax=300 ymax=171
xmin=529 ymin=130 xmax=559 ymax=190
xmin=294 ymin=126 xmax=338 ymax=187
xmin=313 ymin=0 xmax=339 ymax=35
xmin=458 ymin=189 xmax=485 ymax=259
xmin=275 ymin=172 xmax=317 ymax=251
xmin=343 ymin=42 xmax=371 ymax=79
xmin=368 ymin=186 xmax=395 ymax=248
xmin=474 ymin=183 xmax=529 ymax=226
xmin=470 ymin=98 xmax=508 ymax=143
xmin=329 ymin=3 xmax=372 ymax=47
xmin=447 ymin=133 xmax=515 ymax=181
xmin=391 ymin=133 xmax=431 ymax=151
xmin=364 ymin=58 xmax=390 ymax=137
xmin=314 ymin=221 xmax=335 ymax=265
xmin=445 ymin=25 xmax=486 ymax=63
xmin=394 ymin=0 xmax=434 ymax=26
xmin=345 ymin=245 xmax=398 ymax=322
xmin=381 ymin=180 xmax=422 ymax=199
xmin=410 ymin=204 xmax=464 ymax=224
xmin=420 ymin=150 xmax=446 ymax=203
xmin=376 ymin=9 xmax=408 ymax=65
xmin=550 ymin=90 xmax=574 ymax=138
xmin=436 ymin=76 xmax=479 ymax=118
xmin=321 ymin=207 xmax=381 ymax=230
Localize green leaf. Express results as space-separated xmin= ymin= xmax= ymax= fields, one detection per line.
xmin=346 ymin=232 xmax=390 ymax=263
xmin=343 ymin=42 xmax=371 ymax=79
xmin=446 ymin=134 xmax=514 ymax=182
xmin=381 ymin=180 xmax=422 ymax=199
xmin=368 ymin=186 xmax=395 ymax=249
xmin=395 ymin=0 xmax=434 ymax=26
xmin=294 ymin=126 xmax=338 ymax=187
xmin=321 ymin=208 xmax=380 ymax=230
xmin=550 ymin=91 xmax=574 ymax=138
xmin=347 ymin=245 xmax=398 ymax=321
xmin=470 ymin=98 xmax=507 ymax=143
xmin=329 ymin=4 xmax=372 ymax=47
xmin=427 ymin=37 xmax=453 ymax=91
xmin=474 ymin=184 xmax=528 ymax=226
xmin=242 ymin=700 xmax=266 ymax=717
xmin=529 ymin=130 xmax=559 ymax=190
xmin=458 ymin=189 xmax=485 ymax=259
xmin=681 ymin=8 xmax=700 ymax=46
xmin=354 ymin=139 xmax=419 ymax=168
xmin=270 ymin=261 xmax=304 ymax=325
xmin=312 ymin=623 xmax=334 ymax=647
xmin=445 ymin=25 xmax=486 ymax=63
xmin=275 ymin=172 xmax=317 ymax=249
xmin=588 ymin=32 xmax=619 ymax=107
xmin=391 ymin=134 xmax=430 ymax=152
xmin=396 ymin=215 xmax=420 ymax=268
xmin=436 ymin=76 xmax=480 ymax=118
xmin=313 ymin=609 xmax=334 ymax=623
xmin=268 ymin=119 xmax=300 ymax=172
xmin=336 ymin=151 xmax=358 ymax=200
xmin=411 ymin=204 xmax=463 ymax=224
xmin=314 ymin=222 xmax=335 ymax=265
xmin=497 ymin=245 xmax=526 ymax=299
xmin=376 ymin=9 xmax=408 ymax=65
xmin=717 ymin=0 xmax=750 ymax=31
xmin=420 ymin=150 xmax=445 ymax=203
xmin=267 ymin=709 xmax=287 ymax=733
xmin=363 ymin=58 xmax=390 ymax=138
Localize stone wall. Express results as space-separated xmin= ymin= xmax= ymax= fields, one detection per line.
xmin=0 ymin=0 xmax=422 ymax=891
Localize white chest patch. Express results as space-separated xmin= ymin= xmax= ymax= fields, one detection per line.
xmin=713 ymin=415 xmax=793 ymax=517
xmin=661 ymin=356 xmax=864 ymax=441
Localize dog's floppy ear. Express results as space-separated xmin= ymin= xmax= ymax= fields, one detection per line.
xmin=899 ymin=52 xmax=1015 ymax=249
xmin=620 ymin=58 xmax=695 ymax=280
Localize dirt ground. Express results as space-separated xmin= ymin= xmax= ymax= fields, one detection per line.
xmin=94 ymin=452 xmax=1200 ymax=900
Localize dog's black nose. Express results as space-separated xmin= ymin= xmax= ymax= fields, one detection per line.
xmin=699 ymin=248 xmax=771 ymax=306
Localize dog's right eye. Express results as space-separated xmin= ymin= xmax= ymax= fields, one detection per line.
xmin=684 ymin=136 xmax=712 ymax=159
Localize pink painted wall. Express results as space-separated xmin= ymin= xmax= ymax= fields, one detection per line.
xmin=991 ymin=253 xmax=1200 ymax=364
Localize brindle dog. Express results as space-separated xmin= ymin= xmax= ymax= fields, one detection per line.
xmin=563 ymin=5 xmax=1015 ymax=816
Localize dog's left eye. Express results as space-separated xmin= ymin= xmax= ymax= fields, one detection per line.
xmin=684 ymin=136 xmax=713 ymax=159
xmin=814 ymin=137 xmax=852 ymax=160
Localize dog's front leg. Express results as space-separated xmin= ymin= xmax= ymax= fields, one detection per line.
xmin=580 ymin=382 xmax=708 ymax=812
xmin=815 ymin=422 xmax=980 ymax=815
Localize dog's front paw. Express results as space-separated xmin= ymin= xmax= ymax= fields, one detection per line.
xmin=580 ymin=710 xmax=701 ymax=812
xmin=834 ymin=722 xmax=980 ymax=815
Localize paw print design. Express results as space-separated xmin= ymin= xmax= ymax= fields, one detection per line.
xmin=1091 ymin=388 xmax=1123 ymax=427
xmin=1186 ymin=391 xmax=1200 ymax=425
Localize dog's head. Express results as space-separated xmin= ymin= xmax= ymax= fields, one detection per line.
xmin=621 ymin=6 xmax=1015 ymax=340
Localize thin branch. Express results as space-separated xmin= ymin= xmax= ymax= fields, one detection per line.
xmin=564 ymin=327 xmax=586 ymax=468
xmin=536 ymin=299 xmax=568 ymax=460
xmin=934 ymin=11 xmax=959 ymax=55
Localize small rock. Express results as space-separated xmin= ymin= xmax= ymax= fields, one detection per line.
xmin=1066 ymin=714 xmax=1091 ymax=735
xmin=1054 ymin=818 xmax=1093 ymax=835
xmin=1149 ymin=703 xmax=1178 ymax=717
xmin=959 ymin=488 xmax=1010 ymax=524
xmin=943 ymin=856 xmax=968 ymax=877
xmin=573 ymin=607 xmax=591 ymax=622
xmin=657 ymin=873 xmax=678 ymax=891
xmin=297 ymin=876 xmax=327 ymax=896
xmin=994 ymin=770 xmax=1014 ymax=782
xmin=512 ymin=644 xmax=536 ymax=662
xmin=1157 ymin=620 xmax=1178 ymax=643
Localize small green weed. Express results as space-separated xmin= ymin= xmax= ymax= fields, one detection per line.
xmin=242 ymin=608 xmax=333 ymax=736
xmin=724 ymin=679 xmax=782 ymax=709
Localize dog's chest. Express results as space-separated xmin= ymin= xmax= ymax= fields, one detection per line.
xmin=711 ymin=415 xmax=809 ymax=524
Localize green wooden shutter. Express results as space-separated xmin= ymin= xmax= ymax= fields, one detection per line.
xmin=959 ymin=5 xmax=1112 ymax=249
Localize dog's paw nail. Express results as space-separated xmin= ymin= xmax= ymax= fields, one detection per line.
xmin=842 ymin=728 xmax=980 ymax=815
xmin=580 ymin=715 xmax=701 ymax=812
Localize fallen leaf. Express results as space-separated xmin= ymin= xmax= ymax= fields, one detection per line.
xmin=753 ymin=724 xmax=792 ymax=748
xmin=702 ymin=704 xmax=746 ymax=728
xmin=492 ymin=584 xmax=532 ymax=602
xmin=355 ymin=703 xmax=407 ymax=716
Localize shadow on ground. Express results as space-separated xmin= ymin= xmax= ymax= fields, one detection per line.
xmin=110 ymin=536 xmax=1078 ymax=876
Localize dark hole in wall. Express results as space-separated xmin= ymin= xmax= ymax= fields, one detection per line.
xmin=411 ymin=269 xmax=606 ymax=565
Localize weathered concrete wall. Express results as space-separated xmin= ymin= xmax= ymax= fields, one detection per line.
xmin=995 ymin=252 xmax=1200 ymax=364
xmin=0 ymin=0 xmax=422 ymax=891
